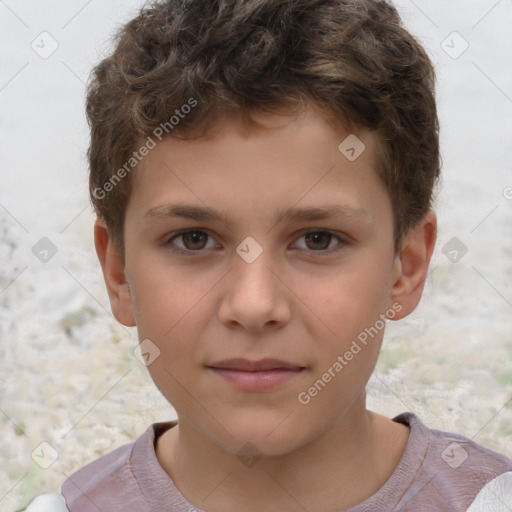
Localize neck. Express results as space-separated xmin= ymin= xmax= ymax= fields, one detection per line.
xmin=156 ymin=396 xmax=409 ymax=512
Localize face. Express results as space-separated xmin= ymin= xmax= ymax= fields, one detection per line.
xmin=106 ymin=105 xmax=421 ymax=457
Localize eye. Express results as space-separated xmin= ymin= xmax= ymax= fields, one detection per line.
xmin=293 ymin=230 xmax=345 ymax=254
xmin=165 ymin=230 xmax=218 ymax=254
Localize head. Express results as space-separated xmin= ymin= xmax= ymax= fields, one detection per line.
xmin=92 ymin=0 xmax=439 ymax=456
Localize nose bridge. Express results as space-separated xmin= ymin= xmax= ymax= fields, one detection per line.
xmin=218 ymin=237 xmax=290 ymax=331
xmin=232 ymin=237 xmax=279 ymax=298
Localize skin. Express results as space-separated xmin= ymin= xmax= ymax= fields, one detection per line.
xmin=95 ymin=104 xmax=437 ymax=512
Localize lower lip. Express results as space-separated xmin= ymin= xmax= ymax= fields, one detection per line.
xmin=208 ymin=367 xmax=304 ymax=392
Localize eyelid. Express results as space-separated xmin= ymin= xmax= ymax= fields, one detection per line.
xmin=164 ymin=228 xmax=348 ymax=256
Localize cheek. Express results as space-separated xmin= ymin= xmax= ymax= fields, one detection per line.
xmin=128 ymin=266 xmax=223 ymax=380
xmin=129 ymin=263 xmax=211 ymax=336
xmin=308 ymin=260 xmax=393 ymax=338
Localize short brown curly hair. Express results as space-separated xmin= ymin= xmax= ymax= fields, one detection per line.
xmin=87 ymin=0 xmax=440 ymax=255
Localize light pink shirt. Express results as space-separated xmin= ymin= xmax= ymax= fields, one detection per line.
xmin=24 ymin=413 xmax=512 ymax=511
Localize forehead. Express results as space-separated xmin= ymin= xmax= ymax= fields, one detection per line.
xmin=127 ymin=106 xmax=388 ymax=225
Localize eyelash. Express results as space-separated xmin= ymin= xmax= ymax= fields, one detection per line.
xmin=163 ymin=229 xmax=347 ymax=257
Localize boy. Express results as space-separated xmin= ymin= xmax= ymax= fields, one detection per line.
xmin=24 ymin=0 xmax=512 ymax=510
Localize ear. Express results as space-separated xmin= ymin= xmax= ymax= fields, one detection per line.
xmin=389 ymin=210 xmax=437 ymax=320
xmin=94 ymin=218 xmax=136 ymax=327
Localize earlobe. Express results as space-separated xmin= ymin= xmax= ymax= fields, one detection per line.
xmin=389 ymin=210 xmax=437 ymax=320
xmin=94 ymin=218 xmax=136 ymax=327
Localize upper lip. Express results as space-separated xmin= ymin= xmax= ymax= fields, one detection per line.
xmin=207 ymin=358 xmax=304 ymax=371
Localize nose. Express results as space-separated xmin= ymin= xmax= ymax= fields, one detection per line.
xmin=217 ymin=248 xmax=291 ymax=333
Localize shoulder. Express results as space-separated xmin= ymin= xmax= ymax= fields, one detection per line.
xmin=396 ymin=412 xmax=512 ymax=475
xmin=426 ymin=418 xmax=512 ymax=477
xmin=60 ymin=426 xmax=152 ymax=511
xmin=18 ymin=440 xmax=138 ymax=512
xmin=53 ymin=422 xmax=175 ymax=512
xmin=393 ymin=412 xmax=512 ymax=510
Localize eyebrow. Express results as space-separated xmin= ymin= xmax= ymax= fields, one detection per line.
xmin=143 ymin=202 xmax=372 ymax=228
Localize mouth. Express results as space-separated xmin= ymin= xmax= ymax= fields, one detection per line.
xmin=208 ymin=358 xmax=305 ymax=372
xmin=206 ymin=358 xmax=306 ymax=392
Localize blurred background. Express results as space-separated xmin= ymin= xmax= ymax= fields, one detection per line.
xmin=1 ymin=0 xmax=511 ymax=509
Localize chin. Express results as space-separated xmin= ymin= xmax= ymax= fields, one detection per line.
xmin=215 ymin=410 xmax=312 ymax=458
